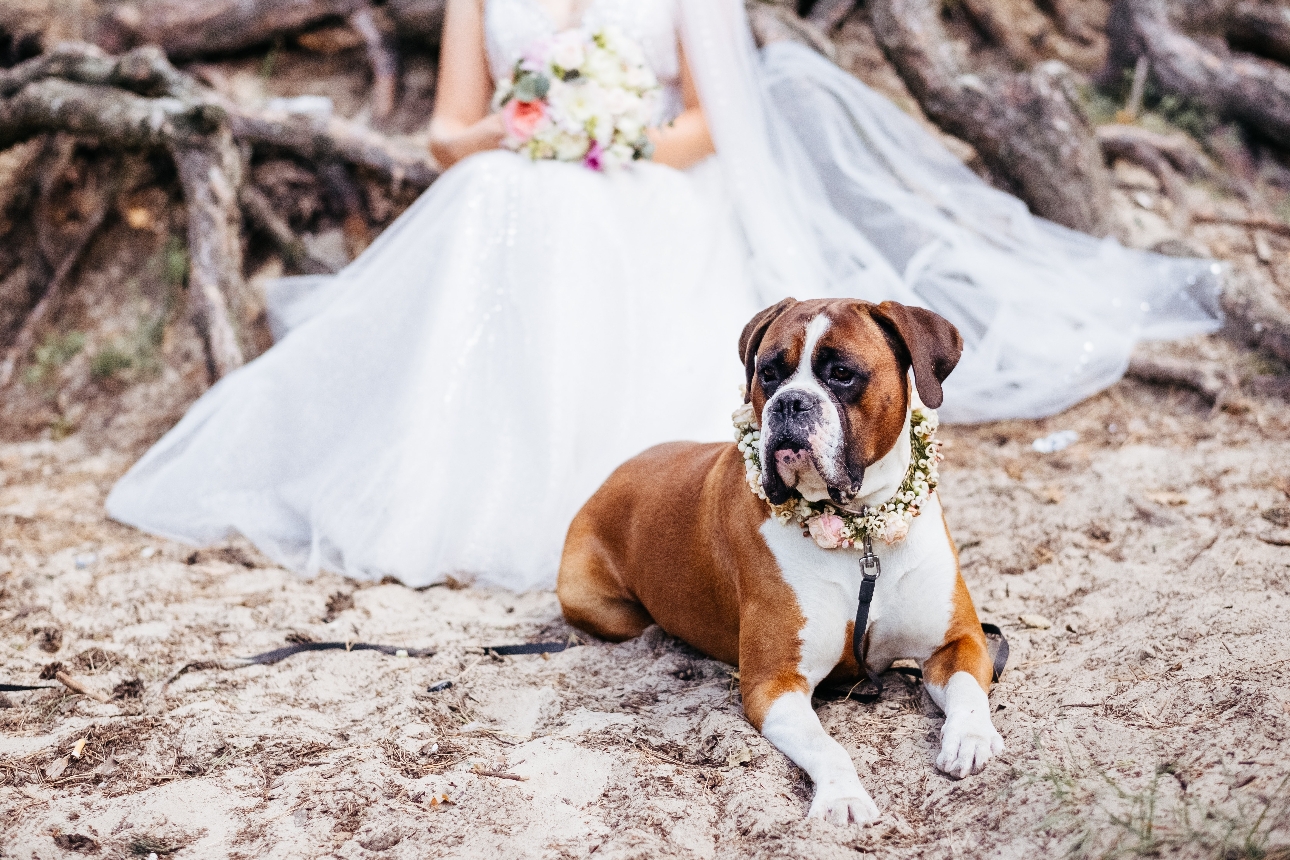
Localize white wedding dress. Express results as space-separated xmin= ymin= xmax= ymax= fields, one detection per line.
xmin=107 ymin=0 xmax=1222 ymax=590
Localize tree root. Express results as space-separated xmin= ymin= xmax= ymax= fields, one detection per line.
xmin=958 ymin=0 xmax=1104 ymax=71
xmin=871 ymin=0 xmax=1113 ymax=234
xmin=0 ymin=42 xmax=438 ymax=381
xmin=97 ymin=0 xmax=368 ymax=60
xmin=227 ymin=103 xmax=437 ymax=191
xmin=1220 ymin=264 xmax=1290 ymax=366
xmin=1104 ymin=0 xmax=1290 ymax=149
xmin=240 ymin=185 xmax=337 ymax=276
xmin=1125 ymin=352 xmax=1234 ymax=404
xmin=385 ymin=0 xmax=447 ymax=47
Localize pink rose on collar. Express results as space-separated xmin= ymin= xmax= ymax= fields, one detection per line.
xmin=808 ymin=513 xmax=847 ymax=550
xmin=878 ymin=515 xmax=909 ymax=545
xmin=503 ymin=98 xmax=548 ymax=142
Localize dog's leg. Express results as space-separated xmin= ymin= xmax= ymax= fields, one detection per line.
xmin=759 ymin=690 xmax=880 ymax=824
xmin=921 ymin=576 xmax=1003 ymax=778
xmin=557 ymin=528 xmax=653 ymax=642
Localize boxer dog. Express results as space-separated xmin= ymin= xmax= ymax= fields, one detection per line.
xmin=557 ymin=298 xmax=1003 ymax=825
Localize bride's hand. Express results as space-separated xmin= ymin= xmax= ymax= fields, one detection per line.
xmin=647 ymin=43 xmax=714 ymax=171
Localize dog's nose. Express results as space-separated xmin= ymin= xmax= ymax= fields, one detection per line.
xmin=771 ymin=392 xmax=817 ymax=417
xmin=774 ymin=448 xmax=810 ymax=466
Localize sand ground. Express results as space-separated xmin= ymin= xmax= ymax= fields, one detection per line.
xmin=2 ymin=355 xmax=1289 ymax=859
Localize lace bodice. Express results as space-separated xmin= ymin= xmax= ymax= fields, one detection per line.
xmin=485 ymin=0 xmax=682 ymax=116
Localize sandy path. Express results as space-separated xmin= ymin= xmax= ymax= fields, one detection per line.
xmin=2 ymin=373 xmax=1289 ymax=859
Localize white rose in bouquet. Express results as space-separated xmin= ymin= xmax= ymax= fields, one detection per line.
xmin=494 ymin=26 xmax=662 ymax=171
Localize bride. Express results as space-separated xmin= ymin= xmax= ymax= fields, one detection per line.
xmin=107 ymin=0 xmax=1222 ymax=591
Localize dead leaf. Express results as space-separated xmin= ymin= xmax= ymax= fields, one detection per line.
xmin=45 ymin=756 xmax=69 ymax=780
xmin=124 ymin=207 xmax=153 ymax=230
xmin=1020 ymin=614 xmax=1052 ymax=630
xmin=1146 ymin=491 xmax=1189 ymax=507
xmin=51 ymin=831 xmax=99 ymax=852
xmin=428 ymin=792 xmax=453 ymax=809
xmin=725 ymin=747 xmax=753 ymax=768
xmin=295 ymin=24 xmax=365 ymax=54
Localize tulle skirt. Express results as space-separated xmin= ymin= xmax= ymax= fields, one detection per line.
xmin=107 ymin=151 xmax=760 ymax=590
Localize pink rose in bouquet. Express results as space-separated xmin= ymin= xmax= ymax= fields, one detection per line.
xmin=503 ymin=98 xmax=548 ymax=143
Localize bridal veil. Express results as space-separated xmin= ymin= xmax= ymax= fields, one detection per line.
xmin=679 ymin=0 xmax=1222 ymax=423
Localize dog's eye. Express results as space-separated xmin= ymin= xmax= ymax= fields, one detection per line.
xmin=829 ymin=366 xmax=855 ymax=384
xmin=759 ymin=365 xmax=779 ymax=384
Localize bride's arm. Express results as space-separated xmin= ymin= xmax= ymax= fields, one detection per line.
xmin=648 ymin=44 xmax=716 ymax=171
xmin=428 ymin=0 xmax=505 ymax=168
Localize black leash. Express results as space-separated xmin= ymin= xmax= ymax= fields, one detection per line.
xmin=841 ymin=529 xmax=1009 ymax=704
xmin=165 ymin=640 xmax=438 ymax=685
xmin=7 ymin=638 xmax=572 ymax=694
xmin=482 ymin=642 xmax=574 ymax=656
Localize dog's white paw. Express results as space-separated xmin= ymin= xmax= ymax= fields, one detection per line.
xmin=936 ymin=712 xmax=1004 ymax=779
xmin=807 ymin=781 xmax=880 ymax=826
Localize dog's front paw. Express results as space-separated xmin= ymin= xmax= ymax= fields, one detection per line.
xmin=936 ymin=712 xmax=1004 ymax=779
xmin=807 ymin=781 xmax=880 ymax=826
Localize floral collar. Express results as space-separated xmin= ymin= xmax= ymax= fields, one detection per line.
xmin=732 ymin=400 xmax=942 ymax=550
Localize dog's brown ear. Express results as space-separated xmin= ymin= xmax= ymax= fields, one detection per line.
xmin=739 ymin=298 xmax=797 ymax=403
xmin=870 ymin=301 xmax=963 ymax=409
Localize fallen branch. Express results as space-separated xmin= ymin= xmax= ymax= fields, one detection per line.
xmin=54 ymin=670 xmax=111 ymax=704
xmin=1191 ymin=211 xmax=1290 ymax=238
xmin=470 ymin=765 xmax=528 ymax=782
xmin=872 ymin=0 xmax=1113 ymax=234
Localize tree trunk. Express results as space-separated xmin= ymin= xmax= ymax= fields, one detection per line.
xmin=871 ymin=0 xmax=1114 ymax=234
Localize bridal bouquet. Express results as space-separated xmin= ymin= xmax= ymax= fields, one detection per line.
xmin=493 ymin=27 xmax=662 ymax=171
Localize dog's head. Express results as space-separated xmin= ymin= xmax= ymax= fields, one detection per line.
xmin=739 ymin=298 xmax=962 ymax=508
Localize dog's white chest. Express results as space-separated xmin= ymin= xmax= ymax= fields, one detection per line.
xmin=758 ymin=496 xmax=959 ymax=685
